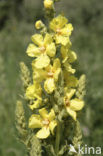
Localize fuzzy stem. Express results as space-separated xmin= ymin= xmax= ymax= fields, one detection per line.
xmin=55 ymin=121 xmax=61 ymax=155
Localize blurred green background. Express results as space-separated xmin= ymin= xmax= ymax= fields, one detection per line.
xmin=0 ymin=0 xmax=103 ymax=155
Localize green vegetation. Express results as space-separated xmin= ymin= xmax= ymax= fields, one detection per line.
xmin=0 ymin=0 xmax=103 ymax=155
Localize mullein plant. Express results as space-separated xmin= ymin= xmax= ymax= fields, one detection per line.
xmin=15 ymin=0 xmax=86 ymax=156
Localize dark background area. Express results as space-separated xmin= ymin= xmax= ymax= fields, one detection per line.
xmin=0 ymin=0 xmax=103 ymax=155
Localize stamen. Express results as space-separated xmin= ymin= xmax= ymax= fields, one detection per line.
xmin=42 ymin=119 xmax=50 ymax=126
xmin=67 ymin=29 xmax=70 ymax=33
xmin=39 ymin=46 xmax=46 ymax=53
xmin=47 ymin=72 xmax=54 ymax=77
xmin=56 ymin=28 xmax=61 ymax=34
xmin=65 ymin=97 xmax=70 ymax=107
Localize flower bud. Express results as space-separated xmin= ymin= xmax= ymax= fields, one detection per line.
xmin=44 ymin=0 xmax=53 ymax=9
xmin=35 ymin=20 xmax=44 ymax=30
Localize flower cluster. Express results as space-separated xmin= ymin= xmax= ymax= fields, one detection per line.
xmin=25 ymin=0 xmax=84 ymax=139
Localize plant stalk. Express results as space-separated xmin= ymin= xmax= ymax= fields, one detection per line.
xmin=55 ymin=121 xmax=61 ymax=155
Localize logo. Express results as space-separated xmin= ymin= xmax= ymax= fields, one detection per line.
xmin=69 ymin=144 xmax=102 ymax=155
xmin=69 ymin=144 xmax=77 ymax=153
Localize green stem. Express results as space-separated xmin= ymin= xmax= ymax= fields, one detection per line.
xmin=55 ymin=121 xmax=61 ymax=155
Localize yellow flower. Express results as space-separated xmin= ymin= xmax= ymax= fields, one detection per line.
xmin=29 ymin=108 xmax=57 ymax=139
xmin=50 ymin=15 xmax=73 ymax=46
xmin=35 ymin=20 xmax=44 ymax=30
xmin=30 ymin=99 xmax=42 ymax=110
xmin=64 ymin=89 xmax=84 ymax=120
xmin=32 ymin=58 xmax=61 ymax=94
xmin=26 ymin=82 xmax=42 ymax=109
xmin=44 ymin=0 xmax=53 ymax=9
xmin=33 ymin=68 xmax=47 ymax=83
xmin=61 ymin=45 xmax=77 ymax=63
xmin=26 ymin=82 xmax=42 ymax=99
xmin=44 ymin=59 xmax=61 ymax=93
xmin=61 ymin=45 xmax=77 ymax=73
xmin=63 ymin=62 xmax=76 ymax=74
xmin=26 ymin=33 xmax=56 ymax=69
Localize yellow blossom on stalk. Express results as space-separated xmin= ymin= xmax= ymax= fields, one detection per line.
xmin=26 ymin=33 xmax=56 ymax=69
xmin=50 ymin=15 xmax=73 ymax=46
xmin=44 ymin=0 xmax=53 ymax=9
xmin=26 ymin=82 xmax=42 ymax=100
xmin=64 ymin=89 xmax=84 ymax=120
xmin=29 ymin=108 xmax=57 ymax=139
xmin=64 ymin=62 xmax=76 ymax=74
xmin=61 ymin=45 xmax=77 ymax=63
xmin=35 ymin=20 xmax=44 ymax=30
xmin=32 ymin=58 xmax=61 ymax=94
xmin=30 ymin=98 xmax=42 ymax=110
xmin=26 ymin=82 xmax=42 ymax=109
xmin=61 ymin=45 xmax=77 ymax=73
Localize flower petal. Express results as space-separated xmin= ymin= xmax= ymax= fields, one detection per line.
xmin=26 ymin=85 xmax=37 ymax=100
xmin=26 ymin=44 xmax=40 ymax=57
xmin=26 ymin=85 xmax=35 ymax=99
xmin=61 ymin=23 xmax=73 ymax=36
xmin=44 ymin=33 xmax=53 ymax=45
xmin=33 ymin=54 xmax=50 ymax=69
xmin=53 ymin=59 xmax=61 ymax=81
xmin=45 ymin=64 xmax=52 ymax=73
xmin=29 ymin=115 xmax=42 ymax=129
xmin=68 ymin=51 xmax=77 ymax=63
xmin=64 ymin=62 xmax=76 ymax=74
xmin=29 ymin=99 xmax=42 ymax=110
xmin=70 ymin=99 xmax=84 ymax=111
xmin=33 ymin=82 xmax=42 ymax=95
xmin=54 ymin=69 xmax=61 ymax=82
xmin=55 ymin=35 xmax=71 ymax=46
xmin=44 ymin=78 xmax=55 ymax=93
xmin=31 ymin=34 xmax=43 ymax=46
xmin=49 ymin=120 xmax=57 ymax=134
xmin=26 ymin=83 xmax=42 ymax=100
xmin=32 ymin=68 xmax=47 ymax=82
xmin=66 ymin=107 xmax=76 ymax=121
xmin=46 ymin=43 xmax=56 ymax=57
xmin=66 ymin=89 xmax=76 ymax=100
xmin=61 ymin=45 xmax=69 ymax=63
xmin=39 ymin=108 xmax=48 ymax=119
xmin=53 ymin=58 xmax=61 ymax=70
xmin=50 ymin=15 xmax=68 ymax=31
xmin=61 ymin=46 xmax=77 ymax=63
xmin=48 ymin=109 xmax=56 ymax=121
xmin=36 ymin=127 xmax=50 ymax=139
